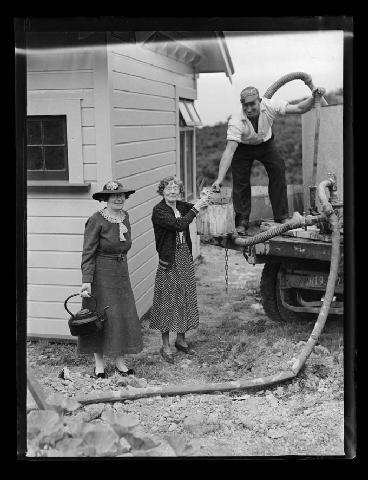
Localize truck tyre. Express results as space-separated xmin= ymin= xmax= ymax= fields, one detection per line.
xmin=260 ymin=262 xmax=301 ymax=322
xmin=260 ymin=262 xmax=283 ymax=322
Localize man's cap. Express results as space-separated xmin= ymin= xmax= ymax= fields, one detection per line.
xmin=240 ymin=87 xmax=259 ymax=104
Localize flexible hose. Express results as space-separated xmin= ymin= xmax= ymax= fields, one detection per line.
xmin=264 ymin=71 xmax=314 ymax=98
xmin=263 ymin=71 xmax=328 ymax=106
xmin=232 ymin=212 xmax=325 ymax=248
xmin=291 ymin=210 xmax=340 ymax=374
xmin=72 ymin=73 xmax=338 ymax=405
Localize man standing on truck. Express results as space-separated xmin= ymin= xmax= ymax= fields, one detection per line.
xmin=212 ymin=85 xmax=326 ymax=236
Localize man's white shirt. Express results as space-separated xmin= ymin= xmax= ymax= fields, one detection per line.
xmin=226 ymin=97 xmax=289 ymax=145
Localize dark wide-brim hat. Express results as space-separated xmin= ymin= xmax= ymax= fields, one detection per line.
xmin=92 ymin=181 xmax=136 ymax=201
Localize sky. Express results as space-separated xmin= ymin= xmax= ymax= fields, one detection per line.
xmin=196 ymin=31 xmax=344 ymax=126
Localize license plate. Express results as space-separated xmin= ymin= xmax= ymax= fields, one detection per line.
xmin=306 ymin=274 xmax=343 ymax=288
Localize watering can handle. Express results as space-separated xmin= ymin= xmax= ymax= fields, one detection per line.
xmin=64 ymin=293 xmax=97 ymax=317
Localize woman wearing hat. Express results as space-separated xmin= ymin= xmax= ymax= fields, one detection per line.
xmin=149 ymin=176 xmax=210 ymax=363
xmin=79 ymin=180 xmax=143 ymax=378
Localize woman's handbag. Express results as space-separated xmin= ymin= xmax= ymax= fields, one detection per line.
xmin=64 ymin=293 xmax=109 ymax=336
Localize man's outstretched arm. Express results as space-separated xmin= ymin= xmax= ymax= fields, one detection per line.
xmin=212 ymin=140 xmax=239 ymax=190
xmin=285 ymin=87 xmax=326 ymax=114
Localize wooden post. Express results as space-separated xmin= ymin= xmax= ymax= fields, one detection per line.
xmin=27 ymin=367 xmax=53 ymax=410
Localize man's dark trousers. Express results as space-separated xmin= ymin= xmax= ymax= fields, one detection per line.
xmin=231 ymin=137 xmax=289 ymax=227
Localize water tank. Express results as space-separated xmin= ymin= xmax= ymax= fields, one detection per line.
xmin=301 ymin=104 xmax=343 ymax=211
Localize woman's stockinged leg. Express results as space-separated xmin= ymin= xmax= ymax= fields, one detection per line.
xmin=94 ymin=352 xmax=104 ymax=374
xmin=176 ymin=332 xmax=188 ymax=348
xmin=162 ymin=331 xmax=171 ymax=353
xmin=114 ymin=355 xmax=129 ymax=372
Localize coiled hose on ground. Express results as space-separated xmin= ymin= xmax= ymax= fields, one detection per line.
xmin=74 ymin=75 xmax=340 ymax=405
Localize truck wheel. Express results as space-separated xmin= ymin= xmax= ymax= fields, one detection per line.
xmin=260 ymin=262 xmax=283 ymax=322
xmin=260 ymin=262 xmax=300 ymax=323
xmin=275 ymin=267 xmax=300 ymax=323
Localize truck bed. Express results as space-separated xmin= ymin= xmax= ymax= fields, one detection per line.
xmin=200 ymin=222 xmax=344 ymax=264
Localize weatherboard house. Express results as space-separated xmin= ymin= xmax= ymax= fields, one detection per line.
xmin=26 ymin=31 xmax=234 ymax=339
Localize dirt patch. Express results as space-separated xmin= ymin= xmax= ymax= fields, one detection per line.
xmin=27 ymin=244 xmax=344 ymax=456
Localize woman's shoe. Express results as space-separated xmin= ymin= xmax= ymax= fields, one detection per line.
xmin=91 ymin=367 xmax=106 ymax=379
xmin=174 ymin=342 xmax=195 ymax=355
xmin=160 ymin=347 xmax=174 ymax=364
xmin=115 ymin=367 xmax=135 ymax=376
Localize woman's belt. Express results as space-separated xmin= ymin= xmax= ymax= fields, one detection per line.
xmin=96 ymin=251 xmax=127 ymax=261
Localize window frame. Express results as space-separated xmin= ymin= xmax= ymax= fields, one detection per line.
xmin=27 ymin=95 xmax=84 ymax=185
xmin=178 ymin=97 xmax=202 ymax=203
xmin=27 ymin=115 xmax=69 ymax=180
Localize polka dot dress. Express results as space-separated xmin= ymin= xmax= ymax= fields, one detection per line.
xmin=149 ymin=235 xmax=199 ymax=333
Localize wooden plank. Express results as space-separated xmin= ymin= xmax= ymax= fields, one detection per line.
xmin=112 ymin=90 xmax=175 ymax=112
xmin=113 ymin=125 xmax=176 ymax=144
xmin=27 ymin=198 xmax=97 ymax=217
xmin=112 ymin=71 xmax=175 ymax=98
xmin=111 ymin=54 xmax=189 ymax=86
xmin=27 ymin=71 xmax=94 ymax=90
xmin=28 ymin=268 xmax=81 ymax=285
xmin=114 ymin=151 xmax=175 ymax=180
xmin=28 ymin=89 xmax=95 ymax=107
xmin=83 ymin=145 xmax=96 ymax=164
xmin=124 ymin=184 xmax=159 ymax=212
xmin=130 ymin=216 xmax=152 ymax=239
xmin=127 ymin=197 xmax=162 ymax=225
xmin=28 ymin=285 xmax=82 ymax=302
xmin=82 ymin=126 xmax=96 ymax=145
xmin=113 ymin=140 xmax=176 ymax=163
xmin=27 ymin=217 xmax=87 ymax=234
xmin=28 ymin=251 xmax=81 ymax=269
xmin=128 ymin=229 xmax=155 ymax=258
xmin=27 ymin=185 xmax=97 ymax=200
xmin=113 ymin=109 xmax=175 ymax=126
xmin=27 ymin=367 xmax=53 ymax=410
xmin=117 ymin=163 xmax=176 ymax=192
xmin=110 ymin=43 xmax=193 ymax=76
xmin=128 ymin=243 xmax=157 ymax=274
xmin=131 ymin=270 xmax=156 ymax=302
xmin=27 ymin=317 xmax=72 ymax=337
xmin=129 ymin=254 xmax=158 ymax=287
xmin=27 ymin=51 xmax=94 ymax=72
xmin=135 ymin=285 xmax=154 ymax=317
xmin=81 ymin=107 xmax=95 ymax=126
xmin=83 ymin=163 xmax=97 ymax=182
xmin=27 ymin=234 xmax=84 ymax=252
xmin=28 ymin=300 xmax=77 ymax=319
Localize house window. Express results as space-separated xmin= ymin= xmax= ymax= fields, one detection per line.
xmin=27 ymin=115 xmax=68 ymax=180
xmin=179 ymin=100 xmax=202 ymax=202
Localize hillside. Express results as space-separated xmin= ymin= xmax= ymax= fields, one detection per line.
xmin=195 ymin=89 xmax=343 ymax=190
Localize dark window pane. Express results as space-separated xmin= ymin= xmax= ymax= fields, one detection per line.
xmin=43 ymin=118 xmax=65 ymax=144
xmin=27 ymin=146 xmax=43 ymax=170
xmin=44 ymin=146 xmax=66 ymax=170
xmin=186 ymin=131 xmax=194 ymax=200
xmin=27 ymin=120 xmax=42 ymax=145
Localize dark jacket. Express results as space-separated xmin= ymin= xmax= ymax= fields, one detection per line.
xmin=152 ymin=199 xmax=198 ymax=269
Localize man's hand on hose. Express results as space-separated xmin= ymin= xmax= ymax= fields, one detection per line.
xmin=312 ymin=87 xmax=326 ymax=97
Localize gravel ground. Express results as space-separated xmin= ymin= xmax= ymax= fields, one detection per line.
xmin=27 ymin=244 xmax=345 ymax=457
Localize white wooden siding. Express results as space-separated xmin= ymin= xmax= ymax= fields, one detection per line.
xmin=27 ymin=46 xmax=99 ymax=337
xmin=27 ymin=38 xmax=201 ymax=338
xmin=109 ymin=39 xmax=199 ymax=318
